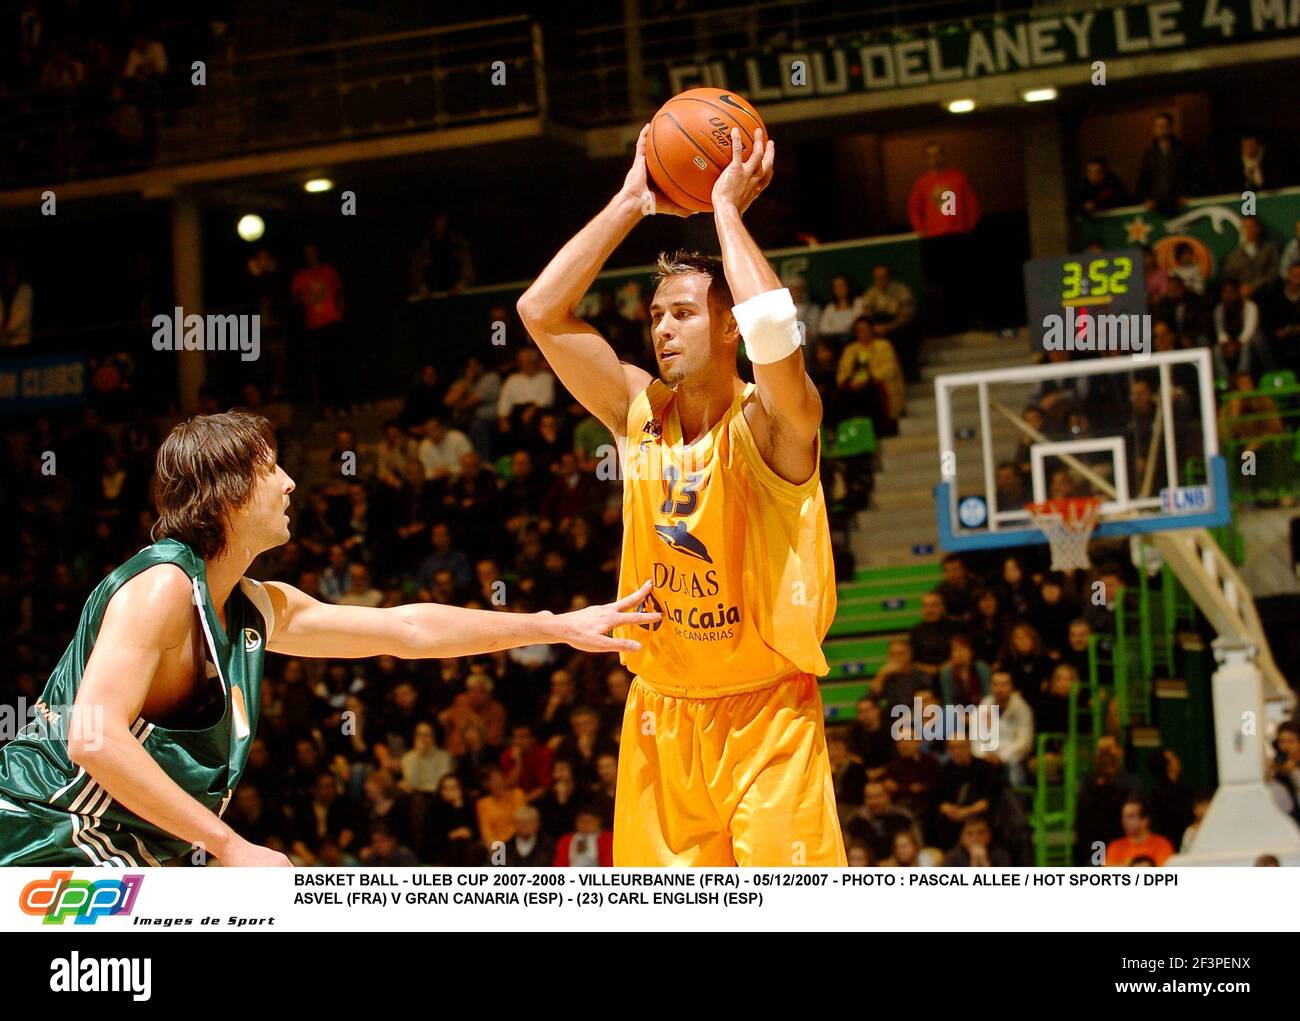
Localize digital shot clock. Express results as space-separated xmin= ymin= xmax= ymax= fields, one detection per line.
xmin=1022 ymin=247 xmax=1148 ymax=353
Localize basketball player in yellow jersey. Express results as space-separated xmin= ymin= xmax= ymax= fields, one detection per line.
xmin=518 ymin=125 xmax=845 ymax=867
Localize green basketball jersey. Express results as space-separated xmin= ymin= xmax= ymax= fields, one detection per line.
xmin=0 ymin=539 xmax=272 ymax=866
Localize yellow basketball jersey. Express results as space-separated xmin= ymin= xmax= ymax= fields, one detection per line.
xmin=616 ymin=380 xmax=836 ymax=694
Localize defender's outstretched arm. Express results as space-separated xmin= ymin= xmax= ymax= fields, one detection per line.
xmin=264 ymin=579 xmax=659 ymax=660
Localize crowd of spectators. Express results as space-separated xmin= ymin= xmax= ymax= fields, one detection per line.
xmin=831 ymin=550 xmax=1126 ymax=866
xmin=1 ymin=1 xmax=228 ymax=181
xmin=800 ymin=265 xmax=914 ymax=446
xmin=1073 ymin=117 xmax=1300 ymax=386
xmin=1073 ymin=117 xmax=1300 ymax=463
xmin=833 ymin=549 xmax=1300 ymax=866
xmin=1073 ymin=116 xmax=1299 ymax=218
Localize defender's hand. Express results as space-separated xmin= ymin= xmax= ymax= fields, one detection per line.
xmin=712 ymin=126 xmax=774 ymax=216
xmin=215 ymin=834 xmax=293 ymax=867
xmin=619 ymin=125 xmax=696 ymax=218
xmin=550 ymin=579 xmax=661 ymax=653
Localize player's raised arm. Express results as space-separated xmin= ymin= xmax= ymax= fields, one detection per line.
xmin=68 ymin=566 xmax=291 ymax=867
xmin=712 ymin=127 xmax=823 ymax=471
xmin=516 ymin=125 xmax=691 ymax=434
xmin=263 ymin=579 xmax=660 ymax=660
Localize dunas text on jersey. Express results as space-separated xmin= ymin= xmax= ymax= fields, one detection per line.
xmin=651 ymin=562 xmax=719 ymax=597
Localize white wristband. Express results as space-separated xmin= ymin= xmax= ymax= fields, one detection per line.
xmin=732 ymin=287 xmax=802 ymax=365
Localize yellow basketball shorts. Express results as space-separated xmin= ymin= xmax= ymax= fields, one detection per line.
xmin=613 ymin=673 xmax=847 ymax=867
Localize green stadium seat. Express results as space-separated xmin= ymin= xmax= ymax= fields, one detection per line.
xmin=1262 ymin=369 xmax=1297 ymax=390
xmin=824 ymin=417 xmax=876 ymax=459
xmin=827 ymin=565 xmax=938 ymax=642
xmin=835 ymin=592 xmax=924 ymax=611
xmin=820 ymin=680 xmax=872 ymax=721
xmin=840 ymin=579 xmax=939 ymax=605
xmin=851 ymin=563 xmax=942 ymax=584
xmin=823 ymin=635 xmax=898 ymax=679
xmin=822 ymin=567 xmax=937 ymax=683
xmin=827 ymin=610 xmax=922 ymax=638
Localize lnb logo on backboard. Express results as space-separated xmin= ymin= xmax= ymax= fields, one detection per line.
xmin=19 ymin=871 xmax=144 ymax=925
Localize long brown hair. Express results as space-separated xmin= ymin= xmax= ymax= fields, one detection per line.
xmin=151 ymin=410 xmax=277 ymax=559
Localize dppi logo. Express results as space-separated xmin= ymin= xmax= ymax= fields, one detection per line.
xmin=19 ymin=870 xmax=143 ymax=925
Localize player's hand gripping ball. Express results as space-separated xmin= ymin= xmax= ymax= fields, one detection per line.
xmin=646 ymin=88 xmax=768 ymax=213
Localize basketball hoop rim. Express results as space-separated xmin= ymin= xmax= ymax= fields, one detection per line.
xmin=1025 ymin=496 xmax=1104 ymax=523
xmin=1025 ymin=497 xmax=1102 ymax=571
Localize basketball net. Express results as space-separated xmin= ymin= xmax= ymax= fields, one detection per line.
xmin=1025 ymin=497 xmax=1103 ymax=572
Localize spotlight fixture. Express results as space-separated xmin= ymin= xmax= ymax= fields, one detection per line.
xmin=237 ymin=214 xmax=265 ymax=241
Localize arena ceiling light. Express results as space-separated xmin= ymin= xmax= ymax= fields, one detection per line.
xmin=946 ymin=98 xmax=976 ymax=114
xmin=1022 ymin=87 xmax=1058 ymax=103
xmin=304 ymin=178 xmax=334 ymax=193
xmin=237 ymin=214 xmax=266 ymax=242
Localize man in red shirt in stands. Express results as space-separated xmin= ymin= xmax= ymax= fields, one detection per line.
xmin=291 ymin=243 xmax=348 ymax=416
xmin=1105 ymin=797 xmax=1175 ymax=866
xmin=908 ymin=142 xmax=981 ymax=335
xmin=500 ymin=723 xmax=553 ymax=801
xmin=554 ymin=806 xmax=614 ymax=866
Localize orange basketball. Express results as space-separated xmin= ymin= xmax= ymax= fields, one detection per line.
xmin=646 ymin=88 xmax=768 ymax=213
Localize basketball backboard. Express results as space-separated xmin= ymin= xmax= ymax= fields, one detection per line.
xmin=933 ymin=347 xmax=1231 ymax=552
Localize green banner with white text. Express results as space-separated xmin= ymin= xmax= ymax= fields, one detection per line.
xmin=653 ymin=0 xmax=1300 ymax=102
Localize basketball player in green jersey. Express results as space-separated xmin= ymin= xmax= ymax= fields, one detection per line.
xmin=0 ymin=410 xmax=658 ymax=867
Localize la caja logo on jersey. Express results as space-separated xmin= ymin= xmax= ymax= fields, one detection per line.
xmin=19 ymin=870 xmax=144 ymax=925
xmin=636 ymin=589 xmax=663 ymax=631
xmin=243 ymin=627 xmax=262 ymax=652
